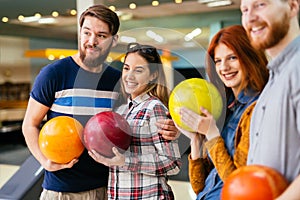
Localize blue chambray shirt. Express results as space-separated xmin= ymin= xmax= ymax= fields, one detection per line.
xmin=196 ymin=89 xmax=259 ymax=200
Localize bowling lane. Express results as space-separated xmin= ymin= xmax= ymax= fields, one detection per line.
xmin=0 ymin=164 xmax=19 ymax=188
xmin=0 ymin=143 xmax=31 ymax=189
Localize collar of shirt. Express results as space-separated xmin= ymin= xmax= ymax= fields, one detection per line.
xmin=127 ymin=93 xmax=151 ymax=109
xmin=228 ymin=88 xmax=258 ymax=111
xmin=267 ymin=35 xmax=300 ymax=75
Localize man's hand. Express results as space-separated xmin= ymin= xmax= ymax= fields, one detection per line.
xmin=156 ymin=112 xmax=180 ymax=140
xmin=43 ymin=158 xmax=79 ymax=172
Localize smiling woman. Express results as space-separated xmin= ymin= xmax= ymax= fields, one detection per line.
xmin=176 ymin=25 xmax=269 ymax=200
xmin=88 ymin=42 xmax=182 ymax=199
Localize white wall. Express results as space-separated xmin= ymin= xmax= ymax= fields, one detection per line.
xmin=0 ymin=36 xmax=31 ymax=83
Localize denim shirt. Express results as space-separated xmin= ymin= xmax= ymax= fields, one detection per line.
xmin=196 ymin=89 xmax=259 ymax=200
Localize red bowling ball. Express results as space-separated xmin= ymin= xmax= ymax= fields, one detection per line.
xmin=83 ymin=111 xmax=132 ymax=158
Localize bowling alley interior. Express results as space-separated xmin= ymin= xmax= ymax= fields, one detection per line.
xmin=0 ymin=0 xmax=249 ymax=199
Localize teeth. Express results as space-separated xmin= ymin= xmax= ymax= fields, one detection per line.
xmin=224 ymin=73 xmax=236 ymax=79
xmin=127 ymin=82 xmax=137 ymax=86
xmin=252 ymin=26 xmax=262 ymax=32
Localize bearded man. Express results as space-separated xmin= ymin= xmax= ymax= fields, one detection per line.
xmin=240 ymin=0 xmax=300 ymax=199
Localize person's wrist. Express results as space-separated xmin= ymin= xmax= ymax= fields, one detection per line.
xmin=205 ymin=128 xmax=219 ymax=141
xmin=190 ymin=135 xmax=202 ymax=159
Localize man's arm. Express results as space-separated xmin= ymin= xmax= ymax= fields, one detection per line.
xmin=22 ymin=97 xmax=77 ymax=171
xmin=156 ymin=112 xmax=180 ymax=141
xmin=276 ymin=175 xmax=300 ymax=200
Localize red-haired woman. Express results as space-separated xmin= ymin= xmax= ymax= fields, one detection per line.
xmin=176 ymin=25 xmax=269 ymax=199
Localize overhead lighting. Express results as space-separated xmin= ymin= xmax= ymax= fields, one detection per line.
xmin=52 ymin=11 xmax=59 ymax=17
xmin=129 ymin=3 xmax=137 ymax=9
xmin=70 ymin=9 xmax=77 ymax=16
xmin=207 ymin=0 xmax=232 ymax=7
xmin=198 ymin=0 xmax=232 ymax=7
xmin=146 ymin=30 xmax=164 ymax=43
xmin=2 ymin=17 xmax=9 ymax=23
xmin=109 ymin=6 xmax=116 ymax=11
xmin=115 ymin=11 xmax=133 ymax=21
xmin=152 ymin=0 xmax=159 ymax=6
xmin=38 ymin=18 xmax=57 ymax=24
xmin=184 ymin=28 xmax=202 ymax=41
xmin=120 ymin=36 xmax=137 ymax=43
xmin=175 ymin=0 xmax=182 ymax=3
xmin=198 ymin=0 xmax=216 ymax=3
xmin=18 ymin=15 xmax=25 ymax=21
xmin=21 ymin=16 xmax=41 ymax=23
xmin=35 ymin=13 xmax=42 ymax=18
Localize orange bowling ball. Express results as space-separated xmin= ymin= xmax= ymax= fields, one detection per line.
xmin=39 ymin=116 xmax=84 ymax=164
xmin=221 ymin=165 xmax=289 ymax=200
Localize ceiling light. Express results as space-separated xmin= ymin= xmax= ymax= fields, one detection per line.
xmin=38 ymin=18 xmax=57 ymax=24
xmin=184 ymin=28 xmax=202 ymax=41
xmin=21 ymin=16 xmax=39 ymax=23
xmin=52 ymin=11 xmax=59 ymax=17
xmin=34 ymin=13 xmax=41 ymax=18
xmin=109 ymin=6 xmax=116 ymax=11
xmin=198 ymin=0 xmax=217 ymax=3
xmin=106 ymin=56 xmax=113 ymax=62
xmin=175 ymin=0 xmax=182 ymax=3
xmin=48 ymin=55 xmax=55 ymax=60
xmin=18 ymin=15 xmax=25 ymax=21
xmin=198 ymin=0 xmax=232 ymax=7
xmin=115 ymin=11 xmax=133 ymax=21
xmin=152 ymin=1 xmax=159 ymax=6
xmin=70 ymin=9 xmax=77 ymax=16
xmin=207 ymin=0 xmax=232 ymax=7
xmin=2 ymin=17 xmax=9 ymax=23
xmin=120 ymin=36 xmax=137 ymax=43
xmin=129 ymin=3 xmax=137 ymax=9
xmin=146 ymin=30 xmax=164 ymax=43
xmin=119 ymin=13 xmax=133 ymax=21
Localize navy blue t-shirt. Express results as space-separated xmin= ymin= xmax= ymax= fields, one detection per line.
xmin=31 ymin=56 xmax=121 ymax=192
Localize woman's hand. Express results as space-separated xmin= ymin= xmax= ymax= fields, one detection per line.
xmin=174 ymin=122 xmax=197 ymax=141
xmin=174 ymin=122 xmax=205 ymax=159
xmin=180 ymin=107 xmax=220 ymax=140
xmin=88 ymin=147 xmax=125 ymax=167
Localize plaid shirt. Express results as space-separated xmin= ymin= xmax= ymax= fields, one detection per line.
xmin=110 ymin=93 xmax=182 ymax=200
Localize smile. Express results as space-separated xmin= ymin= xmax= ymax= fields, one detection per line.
xmin=251 ymin=25 xmax=265 ymax=36
xmin=223 ymin=72 xmax=238 ymax=80
xmin=125 ymin=81 xmax=138 ymax=88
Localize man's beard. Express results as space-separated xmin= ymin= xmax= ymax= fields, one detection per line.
xmin=249 ymin=12 xmax=290 ymax=50
xmin=80 ymin=43 xmax=112 ymax=69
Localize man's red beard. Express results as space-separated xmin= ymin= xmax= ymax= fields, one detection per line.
xmin=247 ymin=12 xmax=289 ymax=50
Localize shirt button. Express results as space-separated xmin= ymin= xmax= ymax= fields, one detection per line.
xmin=256 ymin=132 xmax=259 ymax=136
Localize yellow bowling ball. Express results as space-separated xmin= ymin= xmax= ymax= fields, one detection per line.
xmin=169 ymin=78 xmax=223 ymax=132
